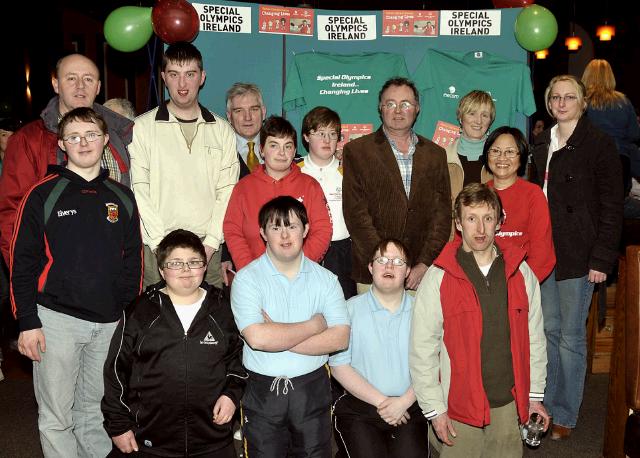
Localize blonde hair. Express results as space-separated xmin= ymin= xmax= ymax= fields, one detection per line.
xmin=581 ymin=59 xmax=626 ymax=110
xmin=544 ymin=75 xmax=587 ymax=118
xmin=456 ymin=90 xmax=496 ymax=125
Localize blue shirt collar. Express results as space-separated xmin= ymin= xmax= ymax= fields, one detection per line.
xmin=382 ymin=127 xmax=418 ymax=157
xmin=262 ymin=251 xmax=310 ymax=277
xmin=367 ymin=289 xmax=412 ymax=315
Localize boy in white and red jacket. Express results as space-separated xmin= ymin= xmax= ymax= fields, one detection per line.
xmin=410 ymin=183 xmax=548 ymax=457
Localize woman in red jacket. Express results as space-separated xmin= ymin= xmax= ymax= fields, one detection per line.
xmin=483 ymin=126 xmax=555 ymax=284
xmin=223 ymin=116 xmax=332 ymax=271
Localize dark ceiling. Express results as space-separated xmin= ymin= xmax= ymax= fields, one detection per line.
xmin=2 ymin=0 xmax=638 ymax=120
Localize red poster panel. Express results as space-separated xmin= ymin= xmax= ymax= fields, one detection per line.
xmin=382 ymin=10 xmax=438 ymax=37
xmin=259 ymin=5 xmax=314 ymax=36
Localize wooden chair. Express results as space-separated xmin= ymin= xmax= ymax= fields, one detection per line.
xmin=603 ymin=246 xmax=640 ymax=457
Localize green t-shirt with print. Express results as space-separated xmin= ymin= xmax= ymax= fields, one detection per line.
xmin=284 ymin=52 xmax=409 ymax=131
xmin=413 ymin=49 xmax=536 ymax=139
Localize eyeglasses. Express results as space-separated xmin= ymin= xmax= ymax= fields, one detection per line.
xmin=550 ymin=95 xmax=578 ymax=104
xmin=62 ymin=132 xmax=104 ymax=145
xmin=373 ymin=256 xmax=407 ymax=267
xmin=309 ymin=131 xmax=340 ymax=141
xmin=164 ymin=260 xmax=207 ymax=270
xmin=488 ymin=148 xmax=519 ymax=158
xmin=381 ymin=101 xmax=417 ymax=111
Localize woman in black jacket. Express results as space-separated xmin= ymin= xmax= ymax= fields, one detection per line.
xmin=530 ymin=75 xmax=623 ymax=440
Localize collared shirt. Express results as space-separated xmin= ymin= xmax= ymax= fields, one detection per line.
xmin=329 ymin=290 xmax=413 ymax=396
xmin=383 ymin=127 xmax=418 ymax=197
xmin=299 ymin=155 xmax=349 ymax=241
xmin=544 ymin=124 xmax=561 ymax=198
xmin=231 ymin=253 xmax=349 ymax=378
xmin=101 ymin=145 xmax=122 ymax=183
xmin=236 ymin=133 xmax=263 ymax=166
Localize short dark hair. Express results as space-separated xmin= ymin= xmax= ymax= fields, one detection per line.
xmin=58 ymin=107 xmax=107 ymax=139
xmin=454 ymin=183 xmax=503 ymax=224
xmin=301 ymin=106 xmax=341 ymax=152
xmin=259 ymin=196 xmax=308 ymax=232
xmin=162 ymin=42 xmax=203 ymax=71
xmin=482 ymin=126 xmax=529 ymax=177
xmin=156 ymin=229 xmax=206 ymax=270
xmin=260 ymin=115 xmax=297 ymax=149
xmin=378 ymin=77 xmax=420 ymax=106
xmin=370 ymin=238 xmax=412 ymax=267
xmin=0 ymin=117 xmax=23 ymax=133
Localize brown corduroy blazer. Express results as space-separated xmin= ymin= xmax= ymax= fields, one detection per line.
xmin=342 ymin=128 xmax=452 ymax=284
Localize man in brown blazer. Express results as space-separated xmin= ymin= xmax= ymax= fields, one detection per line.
xmin=343 ymin=77 xmax=452 ymax=292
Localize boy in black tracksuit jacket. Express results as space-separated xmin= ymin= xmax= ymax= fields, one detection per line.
xmin=102 ymin=231 xmax=247 ymax=457
xmin=11 ymin=166 xmax=142 ymax=329
xmin=10 ymin=107 xmax=143 ymax=457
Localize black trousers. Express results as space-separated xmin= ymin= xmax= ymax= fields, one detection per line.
xmin=333 ymin=394 xmax=430 ymax=458
xmin=107 ymin=441 xmax=236 ymax=457
xmin=242 ymin=367 xmax=332 ymax=458
xmin=322 ymin=238 xmax=357 ymax=300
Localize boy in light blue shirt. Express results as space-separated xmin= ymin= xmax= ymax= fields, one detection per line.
xmin=231 ymin=195 xmax=350 ymax=457
xmin=330 ymin=239 xmax=429 ymax=458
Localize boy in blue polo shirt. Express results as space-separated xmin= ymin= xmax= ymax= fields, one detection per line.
xmin=231 ymin=195 xmax=350 ymax=457
xmin=330 ymin=239 xmax=429 ymax=457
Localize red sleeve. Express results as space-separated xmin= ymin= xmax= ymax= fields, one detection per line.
xmin=526 ymin=185 xmax=556 ymax=283
xmin=223 ymin=183 xmax=255 ymax=271
xmin=302 ymin=178 xmax=332 ymax=263
xmin=0 ymin=126 xmax=54 ymax=264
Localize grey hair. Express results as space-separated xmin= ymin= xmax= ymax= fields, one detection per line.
xmin=225 ymin=82 xmax=264 ymax=112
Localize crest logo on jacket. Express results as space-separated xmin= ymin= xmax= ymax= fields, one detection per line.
xmin=200 ymin=331 xmax=218 ymax=345
xmin=105 ymin=203 xmax=119 ymax=223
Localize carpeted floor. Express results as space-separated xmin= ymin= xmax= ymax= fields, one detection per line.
xmin=0 ymin=340 xmax=609 ymax=458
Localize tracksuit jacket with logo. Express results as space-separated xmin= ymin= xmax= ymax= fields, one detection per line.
xmin=10 ymin=165 xmax=143 ymax=332
xmin=102 ymin=282 xmax=247 ymax=457
xmin=0 ymin=96 xmax=133 ymax=263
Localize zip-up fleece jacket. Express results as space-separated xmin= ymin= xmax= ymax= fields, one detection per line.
xmin=0 ymin=96 xmax=133 ymax=263
xmin=102 ymin=283 xmax=247 ymax=457
xmin=223 ymin=164 xmax=332 ymax=271
xmin=10 ymin=166 xmax=142 ymax=332
xmin=409 ymin=238 xmax=546 ymax=427
xmin=129 ymin=101 xmax=239 ymax=252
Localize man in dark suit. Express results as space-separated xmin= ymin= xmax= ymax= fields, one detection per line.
xmin=343 ymin=77 xmax=452 ymax=292
xmin=226 ymin=82 xmax=266 ymax=178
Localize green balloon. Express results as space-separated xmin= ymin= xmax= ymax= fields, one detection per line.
xmin=104 ymin=6 xmax=153 ymax=53
xmin=514 ymin=5 xmax=558 ymax=52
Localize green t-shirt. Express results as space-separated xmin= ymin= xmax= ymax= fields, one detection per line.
xmin=413 ymin=49 xmax=536 ymax=139
xmin=283 ymin=51 xmax=409 ymax=130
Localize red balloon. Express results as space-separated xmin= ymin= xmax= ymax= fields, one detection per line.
xmin=152 ymin=0 xmax=199 ymax=44
xmin=493 ymin=0 xmax=535 ymax=7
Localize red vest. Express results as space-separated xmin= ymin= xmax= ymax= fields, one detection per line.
xmin=434 ymin=239 xmax=532 ymax=426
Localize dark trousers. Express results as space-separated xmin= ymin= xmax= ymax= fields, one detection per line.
xmin=107 ymin=441 xmax=236 ymax=457
xmin=242 ymin=367 xmax=332 ymax=458
xmin=0 ymin=256 xmax=15 ymax=337
xmin=333 ymin=394 xmax=430 ymax=458
xmin=322 ymin=238 xmax=357 ymax=300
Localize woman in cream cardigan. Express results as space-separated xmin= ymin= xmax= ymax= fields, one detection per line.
xmin=445 ymin=90 xmax=495 ymax=238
